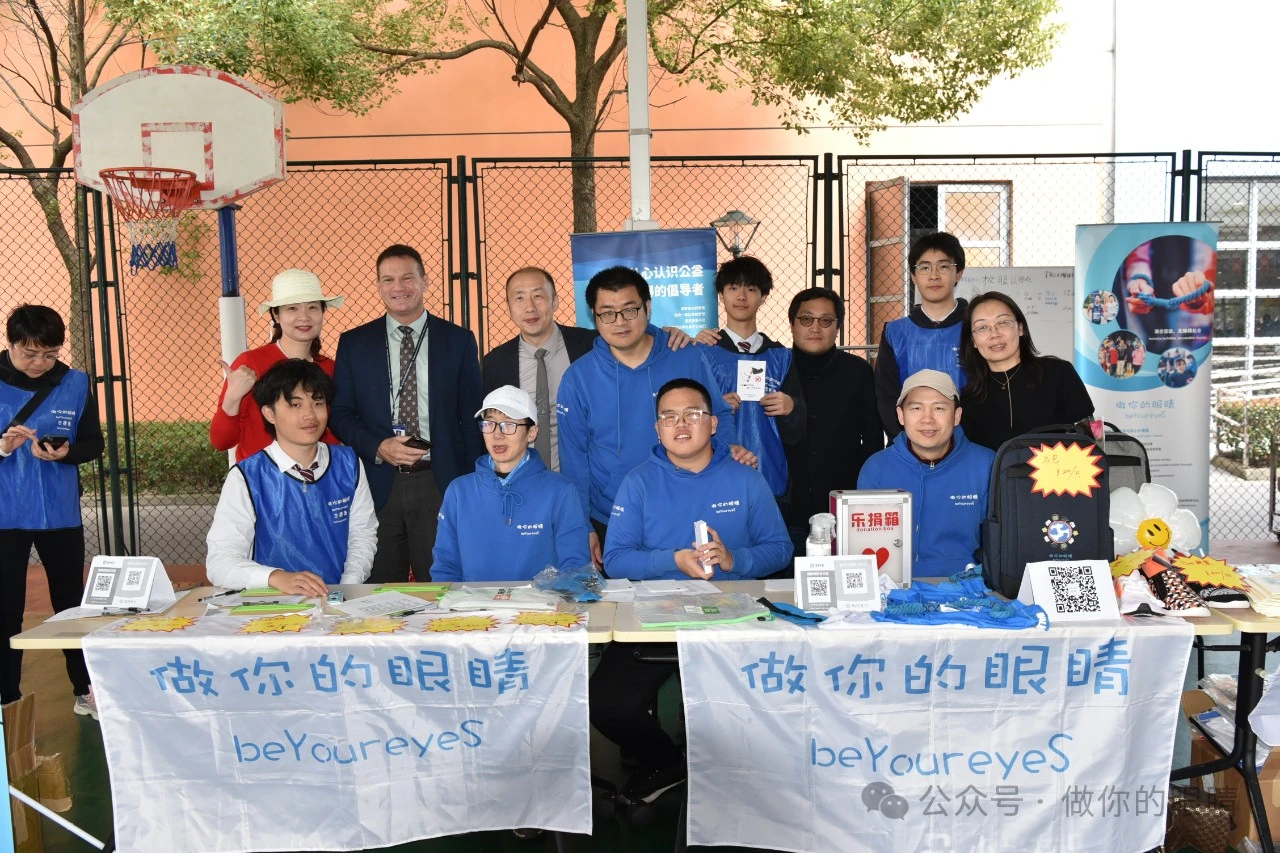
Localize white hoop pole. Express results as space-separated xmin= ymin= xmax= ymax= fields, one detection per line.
xmin=7 ymin=786 xmax=106 ymax=849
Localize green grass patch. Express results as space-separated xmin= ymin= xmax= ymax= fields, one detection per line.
xmin=129 ymin=420 xmax=227 ymax=495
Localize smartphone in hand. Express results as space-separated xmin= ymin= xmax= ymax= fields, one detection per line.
xmin=403 ymin=436 xmax=432 ymax=451
xmin=38 ymin=435 xmax=68 ymax=451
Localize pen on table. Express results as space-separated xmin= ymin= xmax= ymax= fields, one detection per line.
xmin=385 ymin=608 xmax=427 ymax=618
xmin=198 ymin=588 xmax=245 ymax=603
xmin=103 ymin=607 xmax=145 ymax=616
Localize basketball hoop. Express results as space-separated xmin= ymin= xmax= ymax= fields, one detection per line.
xmin=99 ymin=167 xmax=201 ymax=273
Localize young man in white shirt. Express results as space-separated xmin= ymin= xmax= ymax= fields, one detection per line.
xmin=206 ymin=360 xmax=377 ymax=594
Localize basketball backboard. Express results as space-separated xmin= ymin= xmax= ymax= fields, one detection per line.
xmin=72 ymin=65 xmax=286 ymax=210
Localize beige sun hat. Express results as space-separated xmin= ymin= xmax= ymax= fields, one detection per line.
xmin=257 ymin=269 xmax=346 ymax=315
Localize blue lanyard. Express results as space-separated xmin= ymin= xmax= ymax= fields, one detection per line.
xmin=385 ymin=320 xmax=427 ymax=412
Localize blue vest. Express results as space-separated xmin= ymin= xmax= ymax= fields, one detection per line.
xmin=237 ymin=446 xmax=359 ymax=584
xmin=883 ymin=317 xmax=966 ymax=392
xmin=706 ymin=345 xmax=791 ymax=495
xmin=0 ymin=371 xmax=88 ymax=530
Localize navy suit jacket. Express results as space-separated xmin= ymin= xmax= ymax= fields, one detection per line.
xmin=482 ymin=323 xmax=598 ymax=393
xmin=330 ymin=312 xmax=485 ymax=509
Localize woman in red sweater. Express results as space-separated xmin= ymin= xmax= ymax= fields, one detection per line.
xmin=210 ymin=269 xmax=346 ymax=461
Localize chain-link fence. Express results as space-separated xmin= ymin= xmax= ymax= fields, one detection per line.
xmin=471 ymin=156 xmax=817 ymax=353
xmin=5 ymin=151 xmax=1280 ymax=547
xmin=1198 ymin=153 xmax=1280 ymax=539
xmin=110 ymin=161 xmax=454 ymax=564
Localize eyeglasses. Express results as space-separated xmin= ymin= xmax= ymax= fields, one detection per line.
xmin=657 ymin=409 xmax=710 ymax=427
xmin=12 ymin=348 xmax=60 ymax=363
xmin=795 ymin=314 xmax=836 ymax=328
xmin=912 ymin=262 xmax=957 ymax=275
xmin=594 ymin=306 xmax=642 ymax=325
xmin=971 ymin=318 xmax=1018 ymax=338
xmin=478 ymin=420 xmax=526 ymax=435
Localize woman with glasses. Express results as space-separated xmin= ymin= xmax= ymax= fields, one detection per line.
xmin=431 ymin=386 xmax=589 ymax=582
xmin=958 ymin=291 xmax=1093 ymax=451
xmin=0 ymin=305 xmax=104 ymax=718
xmin=211 ymin=269 xmax=345 ymax=461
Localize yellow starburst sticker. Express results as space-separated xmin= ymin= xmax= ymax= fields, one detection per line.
xmin=1027 ymin=442 xmax=1103 ymax=498
xmin=330 ymin=618 xmax=406 ymax=635
xmin=1110 ymin=549 xmax=1154 ymax=579
xmin=513 ymin=611 xmax=586 ymax=629
xmin=1172 ymin=555 xmax=1245 ymax=590
xmin=425 ymin=615 xmax=499 ymax=633
xmin=118 ymin=616 xmax=198 ymax=633
xmin=239 ymin=614 xmax=310 ymax=634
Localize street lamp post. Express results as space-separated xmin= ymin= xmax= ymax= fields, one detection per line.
xmin=711 ymin=209 xmax=761 ymax=258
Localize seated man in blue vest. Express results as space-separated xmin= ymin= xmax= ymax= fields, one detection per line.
xmin=432 ymin=385 xmax=590 ymax=582
xmin=857 ymin=369 xmax=994 ymax=577
xmin=206 ymin=360 xmax=377 ymax=595
xmin=591 ymin=378 xmax=791 ymax=805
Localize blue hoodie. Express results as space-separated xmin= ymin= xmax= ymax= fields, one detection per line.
xmin=557 ymin=325 xmax=737 ymax=525
xmin=857 ymin=428 xmax=995 ymax=578
xmin=432 ymin=449 xmax=590 ymax=582
xmin=605 ymin=440 xmax=791 ymax=580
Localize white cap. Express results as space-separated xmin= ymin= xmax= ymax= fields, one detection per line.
xmin=474 ymin=385 xmax=537 ymax=425
xmin=257 ymin=269 xmax=346 ymax=315
xmin=896 ymin=369 xmax=959 ymax=406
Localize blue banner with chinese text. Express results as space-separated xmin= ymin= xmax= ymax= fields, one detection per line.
xmin=570 ymin=228 xmax=718 ymax=335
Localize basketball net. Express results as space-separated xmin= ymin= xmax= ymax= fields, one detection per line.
xmin=98 ymin=168 xmax=201 ymax=274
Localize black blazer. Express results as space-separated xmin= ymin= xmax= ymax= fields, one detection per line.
xmin=330 ymin=312 xmax=485 ymax=509
xmin=482 ymin=323 xmax=598 ymax=393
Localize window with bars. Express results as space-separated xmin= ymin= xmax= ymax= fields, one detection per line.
xmin=1203 ymin=177 xmax=1280 ymax=373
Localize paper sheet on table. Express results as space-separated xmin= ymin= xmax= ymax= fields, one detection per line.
xmin=634 ymin=579 xmax=719 ymax=597
xmin=48 ymin=589 xmax=193 ymax=621
xmin=330 ymin=591 xmax=435 ymax=617
xmin=601 ymin=579 xmax=636 ymax=602
xmin=736 ymin=360 xmax=767 ymax=401
xmin=764 ymin=579 xmax=792 ymax=592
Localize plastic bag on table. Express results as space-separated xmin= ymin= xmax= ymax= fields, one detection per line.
xmin=532 ymin=563 xmax=604 ymax=602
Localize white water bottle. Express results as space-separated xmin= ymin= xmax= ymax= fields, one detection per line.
xmin=806 ymin=512 xmax=836 ymax=557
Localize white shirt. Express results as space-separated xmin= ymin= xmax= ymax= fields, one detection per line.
xmin=205 ymin=442 xmax=378 ymax=589
xmin=723 ymin=328 xmax=764 ymax=354
xmin=517 ymin=324 xmax=569 ymax=471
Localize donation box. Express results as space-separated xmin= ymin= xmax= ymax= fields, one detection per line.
xmin=829 ymin=489 xmax=913 ymax=585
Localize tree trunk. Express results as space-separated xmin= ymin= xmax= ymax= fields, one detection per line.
xmin=569 ymin=126 xmax=597 ymax=234
xmin=25 ymin=174 xmax=91 ymax=372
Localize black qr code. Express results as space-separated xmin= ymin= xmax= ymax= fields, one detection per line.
xmin=93 ymin=574 xmax=112 ymax=594
xmin=843 ymin=572 xmax=866 ymax=592
xmin=1048 ymin=566 xmax=1100 ymax=613
xmin=125 ymin=569 xmax=143 ymax=587
xmin=807 ymin=577 xmax=830 ymax=599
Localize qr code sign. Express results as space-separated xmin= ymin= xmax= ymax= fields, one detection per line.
xmin=807 ymin=577 xmax=830 ymax=601
xmin=843 ymin=572 xmax=866 ymax=592
xmin=1048 ymin=565 xmax=1101 ymax=614
xmin=93 ymin=574 xmax=113 ymax=594
xmin=125 ymin=569 xmax=143 ymax=587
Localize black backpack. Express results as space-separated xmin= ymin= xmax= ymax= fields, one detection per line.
xmin=981 ymin=424 xmax=1116 ymax=598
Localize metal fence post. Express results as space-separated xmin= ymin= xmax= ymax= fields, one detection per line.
xmin=453 ymin=155 xmax=475 ymax=337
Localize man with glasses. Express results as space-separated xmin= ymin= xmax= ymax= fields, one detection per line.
xmin=483 ymin=265 xmax=709 ymax=472
xmin=431 ymin=385 xmax=589 ymax=582
xmin=784 ymin=288 xmax=882 ymax=547
xmin=557 ymin=266 xmax=753 ymax=568
xmin=591 ymin=378 xmax=790 ymax=805
xmin=874 ymin=231 xmax=969 ymax=438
